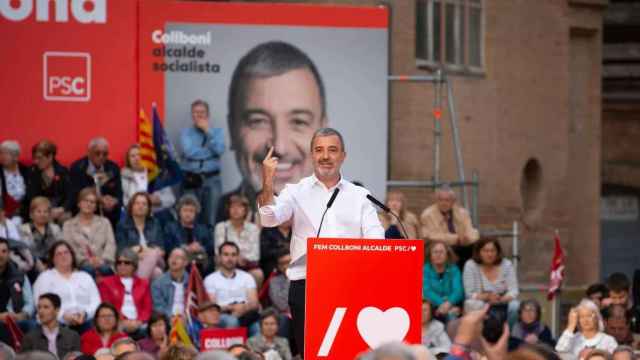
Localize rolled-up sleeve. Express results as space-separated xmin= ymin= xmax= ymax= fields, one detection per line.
xmin=259 ymin=186 xmax=294 ymax=228
xmin=361 ymin=197 xmax=385 ymax=239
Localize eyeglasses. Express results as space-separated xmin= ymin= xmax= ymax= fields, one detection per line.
xmin=116 ymin=260 xmax=133 ymax=265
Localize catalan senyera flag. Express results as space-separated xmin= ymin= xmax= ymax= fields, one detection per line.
xmin=169 ymin=315 xmax=194 ymax=347
xmin=138 ymin=108 xmax=159 ymax=180
xmin=547 ymin=231 xmax=565 ymax=300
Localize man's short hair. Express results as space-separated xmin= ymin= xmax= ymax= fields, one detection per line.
xmin=436 ymin=184 xmax=456 ymax=199
xmin=0 ymin=140 xmax=21 ymax=159
xmin=175 ymin=194 xmax=201 ymax=214
xmin=310 ymin=127 xmax=345 ymax=152
xmin=191 ymin=99 xmax=210 ymax=115
xmin=586 ymin=282 xmax=609 ymax=298
xmin=218 ymin=241 xmax=240 ymax=255
xmin=603 ymin=304 xmax=630 ymax=322
xmin=39 ymin=293 xmax=62 ymax=309
xmin=227 ymin=41 xmax=326 ymax=140
xmin=195 ymin=351 xmax=236 ymax=360
xmin=0 ymin=237 xmax=9 ymax=250
xmin=88 ymin=137 xmax=109 ymax=150
xmin=607 ymin=272 xmax=630 ymax=293
xmin=111 ymin=337 xmax=138 ymax=355
xmin=612 ymin=346 xmax=636 ymax=360
xmin=359 ymin=342 xmax=416 ymax=360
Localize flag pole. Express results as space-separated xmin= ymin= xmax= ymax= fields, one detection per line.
xmin=551 ymin=228 xmax=560 ymax=336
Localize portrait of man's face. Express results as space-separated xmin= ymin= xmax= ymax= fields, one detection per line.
xmin=234 ymin=67 xmax=325 ymax=193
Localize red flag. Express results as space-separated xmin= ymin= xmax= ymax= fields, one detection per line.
xmin=185 ymin=261 xmax=208 ymax=325
xmin=547 ymin=231 xmax=565 ymax=300
xmin=5 ymin=315 xmax=23 ymax=351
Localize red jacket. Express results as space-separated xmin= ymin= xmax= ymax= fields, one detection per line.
xmin=81 ymin=328 xmax=127 ymax=355
xmin=98 ymin=275 xmax=152 ymax=322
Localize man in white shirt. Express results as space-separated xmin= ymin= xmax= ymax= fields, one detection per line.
xmin=258 ymin=127 xmax=384 ymax=355
xmin=204 ymin=242 xmax=259 ymax=329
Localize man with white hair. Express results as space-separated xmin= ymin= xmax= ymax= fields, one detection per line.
xmin=69 ymin=137 xmax=123 ymax=227
xmin=0 ymin=140 xmax=30 ymax=221
xmin=420 ymin=185 xmax=479 ymax=267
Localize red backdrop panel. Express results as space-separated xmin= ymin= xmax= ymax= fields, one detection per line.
xmin=306 ymin=238 xmax=424 ymax=359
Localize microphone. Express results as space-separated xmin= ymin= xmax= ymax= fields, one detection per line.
xmin=316 ymin=188 xmax=340 ymax=238
xmin=366 ymin=194 xmax=410 ymax=239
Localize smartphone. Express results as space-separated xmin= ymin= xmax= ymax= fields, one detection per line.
xmin=482 ymin=303 xmax=507 ymax=343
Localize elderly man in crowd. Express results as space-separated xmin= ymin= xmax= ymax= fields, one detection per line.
xmin=69 ymin=137 xmax=123 ymax=227
xmin=421 ymin=185 xmax=479 ymax=267
xmin=151 ymin=247 xmax=189 ymax=319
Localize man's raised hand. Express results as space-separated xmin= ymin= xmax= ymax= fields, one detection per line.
xmin=262 ymin=146 xmax=278 ymax=184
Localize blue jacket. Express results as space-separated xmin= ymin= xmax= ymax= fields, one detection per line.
xmin=179 ymin=126 xmax=224 ymax=173
xmin=422 ymin=263 xmax=464 ymax=306
xmin=115 ymin=215 xmax=165 ymax=251
xmin=151 ymin=271 xmax=188 ymax=318
xmin=163 ymin=220 xmax=214 ymax=255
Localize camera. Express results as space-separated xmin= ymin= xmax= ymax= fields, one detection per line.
xmin=482 ymin=303 xmax=508 ymax=343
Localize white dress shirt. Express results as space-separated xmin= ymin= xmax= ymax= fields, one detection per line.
xmin=259 ymin=175 xmax=384 ymax=280
xmin=33 ymin=269 xmax=101 ymax=323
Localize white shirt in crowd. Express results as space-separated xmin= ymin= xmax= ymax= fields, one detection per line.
xmin=33 ymin=269 xmax=101 ymax=323
xmin=555 ymin=330 xmax=618 ymax=356
xmin=171 ymin=280 xmax=185 ymax=315
xmin=259 ymin=175 xmax=384 ymax=280
xmin=204 ymin=269 xmax=256 ymax=306
xmin=120 ymin=277 xmax=138 ymax=320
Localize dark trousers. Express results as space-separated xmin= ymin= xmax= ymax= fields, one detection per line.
xmin=289 ymin=279 xmax=306 ymax=358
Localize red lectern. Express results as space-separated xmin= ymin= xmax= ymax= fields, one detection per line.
xmin=305 ymin=238 xmax=424 ymax=359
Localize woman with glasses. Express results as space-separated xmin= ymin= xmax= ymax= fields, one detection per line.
xmin=63 ymin=187 xmax=116 ymax=277
xmin=511 ymin=299 xmax=555 ymax=347
xmin=98 ymin=248 xmax=152 ymax=338
xmin=80 ymin=303 xmax=128 ymax=356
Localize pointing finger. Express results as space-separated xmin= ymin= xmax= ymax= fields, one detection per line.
xmin=265 ymin=146 xmax=274 ymax=160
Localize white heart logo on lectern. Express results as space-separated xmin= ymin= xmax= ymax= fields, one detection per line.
xmin=356 ymin=307 xmax=410 ymax=349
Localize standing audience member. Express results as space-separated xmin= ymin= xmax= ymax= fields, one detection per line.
xmin=69 ymin=137 xmax=123 ymax=227
xmin=259 ymin=220 xmax=291 ymax=278
xmin=63 ymin=187 xmax=116 ymax=276
xmin=379 ymin=191 xmax=420 ymax=239
xmin=422 ymin=240 xmax=463 ymax=322
xmin=0 ymin=140 xmax=29 ymax=221
xmin=120 ymin=144 xmax=175 ymax=221
xmin=214 ymin=195 xmax=262 ymax=287
xmin=180 ymin=99 xmax=225 ymax=226
xmin=462 ymin=237 xmax=519 ymax=324
xmin=98 ymin=248 xmax=152 ymax=338
xmin=163 ymin=194 xmax=212 ymax=270
xmin=137 ymin=312 xmax=170 ymax=358
xmin=204 ymin=242 xmax=259 ymax=329
xmin=511 ymin=299 xmax=555 ymax=347
xmin=115 ymin=192 xmax=164 ymax=279
xmin=81 ymin=303 xmax=127 ymax=356
xmin=150 ymin=248 xmax=189 ymax=319
xmin=22 ymin=293 xmax=81 ymax=358
xmin=33 ymin=241 xmax=101 ymax=333
xmin=247 ymin=309 xmax=292 ymax=360
xmin=420 ymin=300 xmax=451 ymax=356
xmin=23 ymin=140 xmax=72 ymax=223
xmin=19 ymin=197 xmax=64 ymax=274
xmin=0 ymin=237 xmax=34 ymax=346
xmin=421 ymin=186 xmax=479 ymax=267
xmin=556 ymin=299 xmax=618 ymax=357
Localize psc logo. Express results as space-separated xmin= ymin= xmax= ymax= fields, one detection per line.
xmin=43 ymin=52 xmax=91 ymax=102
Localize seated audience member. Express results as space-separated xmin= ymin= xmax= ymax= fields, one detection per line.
xmin=268 ymin=250 xmax=292 ymax=338
xmin=19 ymin=197 xmax=64 ymax=274
xmin=137 ymin=312 xmax=170 ymax=358
xmin=110 ymin=337 xmax=139 ymax=357
xmin=604 ymin=305 xmax=635 ymax=347
xmin=69 ymin=137 xmax=123 ymax=227
xmin=0 ymin=237 xmax=35 ymax=345
xmin=163 ymin=195 xmax=212 ymax=268
xmin=204 ymin=242 xmax=259 ymax=329
xmin=23 ymin=140 xmax=72 ymax=224
xmin=150 ymin=248 xmax=189 ymax=319
xmin=198 ymin=301 xmax=222 ymax=329
xmin=81 ymin=303 xmax=128 ymax=356
xmin=587 ymin=283 xmax=610 ymax=310
xmin=423 ymin=240 xmax=463 ymax=322
xmin=612 ymin=346 xmax=635 ymax=360
xmin=121 ymin=144 xmax=176 ymax=222
xmin=115 ymin=192 xmax=165 ymax=279
xmin=511 ymin=299 xmax=555 ymax=347
xmin=98 ymin=248 xmax=152 ymax=337
xmin=0 ymin=140 xmax=29 ymax=222
xmin=379 ymin=191 xmax=420 ymax=239
xmin=247 ymin=308 xmax=292 ymax=360
xmin=421 ymin=300 xmax=451 ymax=356
xmin=63 ymin=187 xmax=116 ymax=276
xmin=22 ymin=293 xmax=81 ymax=358
xmin=1 ymin=201 xmax=35 ymax=274
xmin=604 ymin=273 xmax=632 ymax=309
xmin=0 ymin=200 xmax=20 ymax=240
xmin=33 ymin=241 xmax=101 ymax=333
xmin=214 ymin=195 xmax=262 ymax=287
xmin=462 ymin=237 xmax=519 ymax=324
xmin=259 ymin=220 xmax=291 ymax=278
xmin=556 ymin=299 xmax=618 ymax=356
xmin=421 ymin=185 xmax=479 ymax=267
